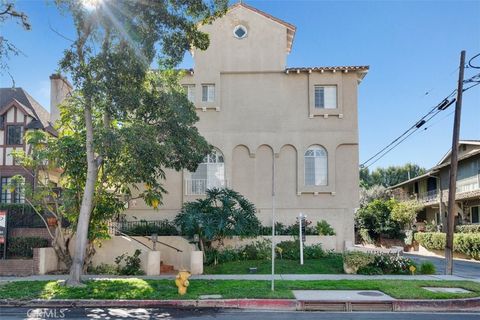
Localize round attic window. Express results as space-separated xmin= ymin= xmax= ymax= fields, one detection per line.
xmin=233 ymin=25 xmax=247 ymax=39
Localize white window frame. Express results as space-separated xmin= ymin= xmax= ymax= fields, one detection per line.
xmin=304 ymin=145 xmax=328 ymax=186
xmin=314 ymin=85 xmax=337 ymax=109
xmin=202 ymin=84 xmax=215 ymax=103
xmin=186 ymin=148 xmax=225 ymax=195
xmin=183 ymin=84 xmax=195 ymax=103
xmin=233 ymin=25 xmax=248 ymax=39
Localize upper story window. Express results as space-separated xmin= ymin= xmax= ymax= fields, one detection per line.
xmin=233 ymin=25 xmax=248 ymax=39
xmin=202 ymin=84 xmax=215 ymax=103
xmin=314 ymin=85 xmax=337 ymax=109
xmin=183 ymin=84 xmax=195 ymax=103
xmin=0 ymin=115 xmax=4 ymax=130
xmin=186 ymin=148 xmax=225 ymax=195
xmin=0 ymin=177 xmax=25 ymax=204
xmin=6 ymin=125 xmax=23 ymax=145
xmin=304 ymin=145 xmax=328 ymax=186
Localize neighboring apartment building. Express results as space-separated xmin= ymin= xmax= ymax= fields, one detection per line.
xmin=0 ymin=75 xmax=71 ymax=203
xmin=391 ymin=140 xmax=480 ymax=228
xmin=120 ymin=3 xmax=369 ymax=249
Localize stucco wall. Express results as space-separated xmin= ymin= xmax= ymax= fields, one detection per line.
xmin=123 ymin=5 xmax=363 ymax=250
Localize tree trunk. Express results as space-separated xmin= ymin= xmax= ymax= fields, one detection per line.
xmin=66 ymin=103 xmax=97 ymax=286
xmin=52 ymin=224 xmax=72 ymax=269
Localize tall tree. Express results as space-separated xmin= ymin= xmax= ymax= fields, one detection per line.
xmin=55 ymin=0 xmax=227 ymax=286
xmin=360 ymin=163 xmax=426 ymax=188
xmin=0 ymin=1 xmax=31 ymax=74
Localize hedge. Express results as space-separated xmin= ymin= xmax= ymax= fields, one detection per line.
xmin=7 ymin=237 xmax=49 ymax=258
xmin=456 ymin=224 xmax=480 ymax=233
xmin=414 ymin=232 xmax=480 ymax=260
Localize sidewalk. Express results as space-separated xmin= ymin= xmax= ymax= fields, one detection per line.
xmin=1 ymin=273 xmax=478 ymax=282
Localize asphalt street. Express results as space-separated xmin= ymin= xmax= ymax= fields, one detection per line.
xmin=404 ymin=253 xmax=480 ymax=279
xmin=0 ymin=308 xmax=479 ymax=320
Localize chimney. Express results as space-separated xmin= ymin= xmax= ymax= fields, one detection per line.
xmin=49 ymin=74 xmax=73 ymax=124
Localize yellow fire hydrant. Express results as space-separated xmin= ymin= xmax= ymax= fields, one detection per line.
xmin=175 ymin=270 xmax=191 ymax=295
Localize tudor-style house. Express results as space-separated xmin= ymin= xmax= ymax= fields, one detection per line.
xmin=0 ymin=75 xmax=71 ymax=203
xmin=391 ymin=140 xmax=480 ymax=229
xmin=106 ymin=3 xmax=369 ymax=250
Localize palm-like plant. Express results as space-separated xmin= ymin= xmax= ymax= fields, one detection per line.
xmin=175 ymin=188 xmax=260 ymax=252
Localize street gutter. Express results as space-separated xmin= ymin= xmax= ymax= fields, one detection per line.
xmin=0 ymin=298 xmax=479 ymax=312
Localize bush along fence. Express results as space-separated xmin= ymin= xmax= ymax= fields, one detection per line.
xmin=414 ymin=232 xmax=480 ymax=260
xmin=108 ymin=219 xmax=336 ymax=237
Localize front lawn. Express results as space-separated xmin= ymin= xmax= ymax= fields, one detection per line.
xmin=204 ymin=256 xmax=344 ymax=274
xmin=1 ymin=279 xmax=480 ymax=300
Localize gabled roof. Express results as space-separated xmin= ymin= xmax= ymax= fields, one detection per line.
xmin=229 ymin=2 xmax=296 ymax=53
xmin=0 ymin=87 xmax=56 ymax=135
xmin=437 ymin=140 xmax=480 ymax=166
xmin=390 ymin=140 xmax=480 ymax=189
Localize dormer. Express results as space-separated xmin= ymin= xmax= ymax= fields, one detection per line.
xmin=192 ymin=3 xmax=296 ymax=73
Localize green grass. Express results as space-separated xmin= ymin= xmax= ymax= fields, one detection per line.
xmin=204 ymin=257 xmax=344 ymax=274
xmin=1 ymin=279 xmax=480 ymax=300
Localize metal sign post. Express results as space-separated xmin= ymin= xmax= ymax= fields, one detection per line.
xmin=298 ymin=213 xmax=304 ymax=265
xmin=0 ymin=210 xmax=7 ymax=259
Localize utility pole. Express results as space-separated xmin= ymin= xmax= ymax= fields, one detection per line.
xmin=445 ymin=50 xmax=466 ymax=275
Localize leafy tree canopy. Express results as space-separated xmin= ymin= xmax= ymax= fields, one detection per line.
xmin=360 ymin=163 xmax=426 ymax=189
xmin=52 ymin=0 xmax=228 ymax=284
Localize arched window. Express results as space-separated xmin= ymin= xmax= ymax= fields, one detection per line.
xmin=304 ymin=145 xmax=328 ymax=186
xmin=187 ymin=148 xmax=225 ymax=195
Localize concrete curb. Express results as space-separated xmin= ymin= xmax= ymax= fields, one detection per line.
xmin=1 ymin=298 xmax=479 ymax=312
xmin=0 ymin=299 xmax=298 ymax=311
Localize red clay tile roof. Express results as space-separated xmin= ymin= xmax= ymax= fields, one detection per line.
xmin=286 ymin=66 xmax=370 ymax=72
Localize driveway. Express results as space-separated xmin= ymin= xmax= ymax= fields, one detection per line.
xmin=404 ymin=252 xmax=480 ymax=279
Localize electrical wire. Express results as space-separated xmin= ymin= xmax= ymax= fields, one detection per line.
xmin=361 ymin=71 xmax=480 ymax=169
xmin=468 ymin=53 xmax=480 ymax=69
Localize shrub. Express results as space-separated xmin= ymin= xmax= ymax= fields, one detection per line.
xmin=357 ymin=265 xmax=383 ymax=275
xmin=343 ymin=251 xmax=375 ymax=273
xmin=276 ymin=240 xmax=300 ymax=260
xmin=419 ymin=261 xmax=436 ymax=275
xmin=88 ymin=263 xmax=119 ymax=275
xmin=359 ymin=228 xmax=374 ymax=244
xmin=120 ymin=219 xmax=178 ymax=236
xmin=456 ymin=224 xmax=480 ymax=233
xmin=372 ymin=254 xmax=414 ymax=274
xmin=390 ymin=200 xmax=423 ymax=229
xmin=316 ymin=220 xmax=335 ymax=236
xmin=303 ymin=244 xmax=325 ymax=259
xmin=242 ymin=240 xmax=271 ymax=260
xmin=414 ymin=232 xmax=445 ymax=250
xmin=115 ymin=249 xmax=144 ymax=275
xmin=7 ymin=237 xmax=49 ymax=258
xmin=355 ymin=199 xmax=404 ymax=241
xmin=175 ymin=188 xmax=261 ymax=249
xmin=414 ymin=232 xmax=480 ymax=260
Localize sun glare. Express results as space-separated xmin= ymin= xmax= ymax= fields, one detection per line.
xmin=81 ymin=0 xmax=102 ymax=11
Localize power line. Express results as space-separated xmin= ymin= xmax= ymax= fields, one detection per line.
xmin=468 ymin=52 xmax=480 ymax=69
xmin=361 ymin=69 xmax=480 ymax=169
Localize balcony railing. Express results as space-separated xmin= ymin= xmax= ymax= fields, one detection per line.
xmin=417 ymin=190 xmax=439 ymax=203
xmin=456 ymin=175 xmax=480 ymax=193
xmin=184 ymin=179 xmax=227 ymax=195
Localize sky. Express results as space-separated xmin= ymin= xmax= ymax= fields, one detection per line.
xmin=1 ymin=0 xmax=479 ymax=170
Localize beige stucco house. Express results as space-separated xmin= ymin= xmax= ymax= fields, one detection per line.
xmin=122 ymin=3 xmax=369 ymax=249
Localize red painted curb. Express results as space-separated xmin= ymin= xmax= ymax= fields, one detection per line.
xmin=0 ymin=298 xmax=478 ymax=312
xmin=0 ymin=299 xmax=299 ymax=311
